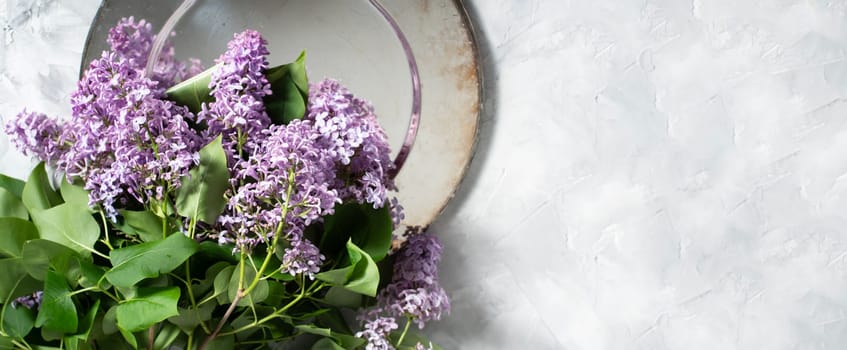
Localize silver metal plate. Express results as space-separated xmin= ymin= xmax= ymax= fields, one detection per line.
xmin=81 ymin=0 xmax=481 ymax=228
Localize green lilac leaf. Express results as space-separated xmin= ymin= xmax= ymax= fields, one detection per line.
xmin=190 ymin=261 xmax=230 ymax=297
xmin=320 ymin=203 xmax=393 ymax=263
xmin=323 ymin=285 xmax=362 ymax=308
xmin=0 ymin=258 xmax=40 ymax=303
xmin=316 ymin=309 xmax=354 ymax=336
xmin=115 ymin=286 xmax=180 ymax=332
xmin=296 ymin=324 xmax=333 ymax=337
xmin=151 ymin=323 xmax=181 ymax=350
xmin=105 ymin=232 xmax=198 ymax=288
xmin=165 ymin=64 xmax=218 ymax=113
xmin=175 ymin=135 xmax=229 ymax=224
xmin=315 ymin=266 xmax=350 ymax=286
xmin=59 ymin=178 xmax=91 ymax=212
xmin=63 ymin=298 xmax=100 ymax=349
xmin=196 ymin=241 xmax=238 ymax=264
xmin=102 ymin=305 xmax=118 ymax=335
xmin=118 ymin=326 xmax=138 ymax=349
xmin=334 ymin=333 xmax=366 ymax=349
xmin=316 ymin=240 xmax=380 ymax=297
xmin=22 ymin=162 xmax=62 ymax=211
xmin=0 ymin=188 xmax=28 ymax=220
xmin=68 ymin=257 xmax=108 ymax=289
xmin=35 ymin=270 xmax=78 ymax=334
xmin=2 ymin=302 xmax=34 ymax=339
xmin=30 ymin=203 xmax=99 ymax=256
xmin=265 ymin=50 xmax=309 ymax=124
xmin=21 ymin=239 xmax=78 ymax=281
xmin=0 ymin=174 xmax=25 ymax=198
xmin=0 ymin=218 xmax=38 ymax=257
xmin=228 ymin=261 xmax=268 ymax=306
xmin=117 ymin=209 xmax=166 ymax=242
xmin=297 ymin=324 xmax=364 ymax=350
xmin=166 ymin=303 xmax=215 ymax=333
xmin=265 ymin=78 xmax=306 ymax=124
xmin=213 ymin=265 xmax=235 ymax=305
xmin=0 ymin=336 xmax=13 ymax=349
xmin=343 ymin=240 xmax=380 ymax=296
xmin=311 ymin=338 xmax=345 ymax=350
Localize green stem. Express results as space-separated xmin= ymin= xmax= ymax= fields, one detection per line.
xmin=201 ymin=169 xmax=299 ymax=348
xmin=219 ymin=275 xmax=308 ymax=337
xmin=199 ymin=293 xmax=242 ymax=350
xmin=188 ymin=213 xmax=198 ymax=240
xmin=66 ymin=286 xmax=98 ymax=298
xmin=160 ymin=200 xmax=168 ymax=239
xmin=242 ymin=169 xmax=296 ymax=296
xmin=11 ymin=339 xmax=32 ymax=350
xmin=396 ymin=316 xmax=412 ymax=347
xmin=98 ymin=210 xmax=114 ymax=250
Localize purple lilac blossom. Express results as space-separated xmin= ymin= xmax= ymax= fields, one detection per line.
xmin=415 ymin=342 xmax=434 ymax=350
xmin=383 ymin=285 xmax=450 ymax=329
xmin=108 ymin=16 xmax=204 ymax=86
xmin=196 ymin=29 xmax=272 ymax=163
xmin=7 ymin=18 xmax=204 ymax=219
xmin=374 ymin=233 xmax=450 ymax=331
xmin=281 ymin=238 xmax=325 ymax=278
xmin=12 ymin=291 xmax=43 ymax=310
xmin=355 ymin=312 xmax=398 ymax=350
xmin=219 ymin=120 xmax=338 ymax=266
xmin=60 ymin=52 xmax=199 ymax=219
xmin=356 ymin=233 xmax=449 ymax=347
xmin=389 ymin=197 xmax=405 ymax=229
xmin=305 ymin=79 xmax=396 ymax=209
xmin=4 ymin=110 xmax=63 ymax=164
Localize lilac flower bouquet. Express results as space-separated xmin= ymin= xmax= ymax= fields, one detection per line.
xmin=0 ymin=18 xmax=447 ymax=350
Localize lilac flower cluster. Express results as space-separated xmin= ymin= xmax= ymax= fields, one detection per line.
xmin=196 ymin=30 xmax=272 ymax=162
xmin=67 ymin=53 xmax=200 ymax=218
xmin=357 ymin=233 xmax=450 ymax=348
xmin=382 ymin=234 xmax=450 ymax=328
xmin=6 ymin=51 xmax=200 ymax=219
xmin=5 ymin=17 xmax=205 ymax=219
xmin=108 ymin=17 xmax=203 ymax=87
xmin=4 ymin=110 xmax=63 ymax=164
xmin=12 ymin=291 xmax=43 ymax=310
xmin=219 ymin=121 xmax=337 ymax=276
xmin=355 ymin=312 xmax=399 ymax=350
xmin=306 ymin=79 xmax=396 ymax=209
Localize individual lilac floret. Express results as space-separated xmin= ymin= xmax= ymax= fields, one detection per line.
xmin=12 ymin=291 xmax=43 ymax=310
xmin=4 ymin=110 xmax=63 ymax=164
xmin=355 ymin=312 xmax=398 ymax=350
xmin=58 ymin=52 xmax=199 ymax=219
xmin=218 ymin=120 xmax=339 ymax=252
xmin=281 ymin=238 xmax=325 ymax=278
xmin=108 ymin=17 xmax=204 ymax=87
xmin=196 ymin=29 xmax=272 ymax=163
xmin=415 ymin=342 xmax=434 ymax=350
xmin=306 ymin=79 xmax=396 ymax=209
